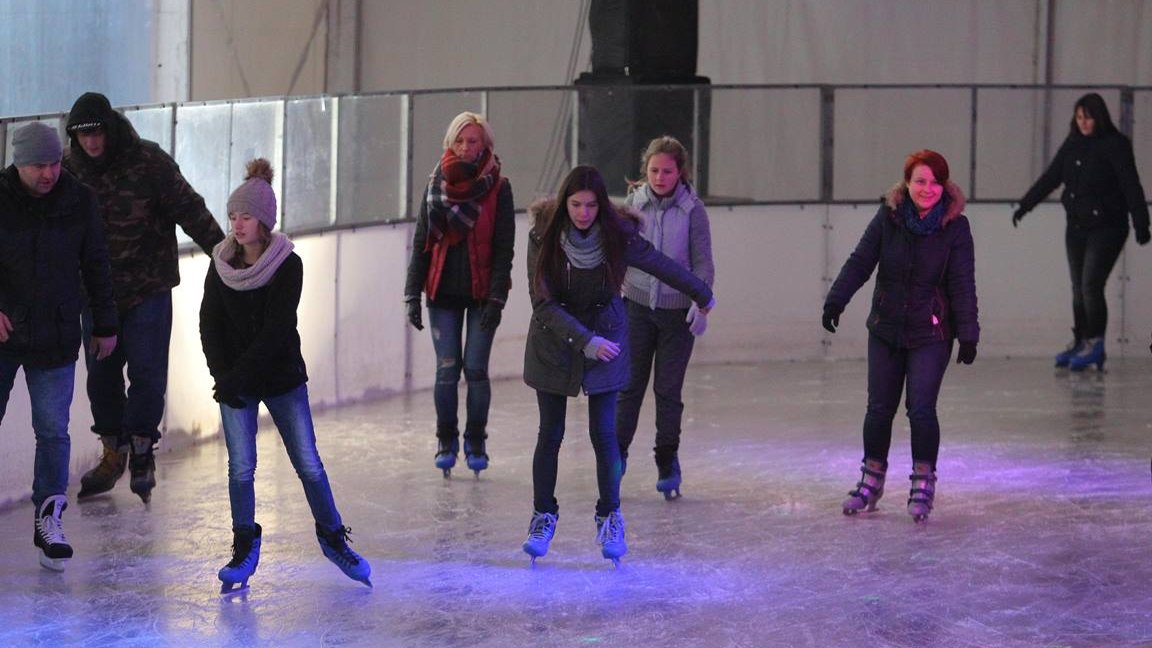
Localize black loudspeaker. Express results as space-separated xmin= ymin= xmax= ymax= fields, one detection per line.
xmin=589 ymin=0 xmax=699 ymax=79
xmin=575 ymin=78 xmax=710 ymax=197
xmin=577 ymin=0 xmax=709 ymax=196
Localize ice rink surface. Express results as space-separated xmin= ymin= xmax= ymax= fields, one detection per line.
xmin=0 ymin=358 xmax=1150 ymax=647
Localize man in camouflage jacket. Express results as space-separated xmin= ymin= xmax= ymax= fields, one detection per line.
xmin=63 ymin=92 xmax=225 ymax=503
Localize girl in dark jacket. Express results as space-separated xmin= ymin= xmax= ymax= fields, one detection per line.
xmin=1013 ymin=92 xmax=1150 ymax=371
xmin=823 ymin=150 xmax=979 ymax=524
xmin=200 ymin=159 xmax=370 ymax=593
xmin=405 ymin=112 xmax=515 ymax=478
xmin=521 ymin=166 xmax=714 ymax=566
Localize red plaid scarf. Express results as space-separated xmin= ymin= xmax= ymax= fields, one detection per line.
xmin=425 ymin=148 xmax=502 ymax=248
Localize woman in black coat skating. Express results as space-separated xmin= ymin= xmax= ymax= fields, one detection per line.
xmin=1013 ymin=92 xmax=1150 ymax=371
xmin=823 ymin=149 xmax=979 ymax=524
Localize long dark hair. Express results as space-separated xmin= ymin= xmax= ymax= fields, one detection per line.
xmin=534 ymin=165 xmax=630 ymax=299
xmin=1069 ymin=93 xmax=1119 ymax=137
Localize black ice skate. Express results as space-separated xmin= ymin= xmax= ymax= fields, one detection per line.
xmin=464 ymin=433 xmax=489 ymax=478
xmin=129 ymin=436 xmax=157 ymax=503
xmin=34 ymin=495 xmax=73 ymax=571
xmin=434 ymin=430 xmax=459 ymax=478
xmin=654 ymin=446 xmax=682 ymax=500
xmin=317 ymin=524 xmax=372 ymax=587
xmin=219 ymin=523 xmax=262 ymax=595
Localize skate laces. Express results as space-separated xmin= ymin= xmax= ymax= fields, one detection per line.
xmin=226 ymin=540 xmax=256 ymax=568
xmin=321 ymin=526 xmax=362 ymax=566
xmin=527 ymin=512 xmax=557 ymax=542
xmin=38 ymin=497 xmax=68 ymax=545
xmin=595 ymin=511 xmax=625 ymax=545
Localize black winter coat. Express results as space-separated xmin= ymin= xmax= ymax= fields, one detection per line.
xmin=825 ymin=182 xmax=979 ymax=349
xmin=523 ymin=205 xmax=714 ymax=397
xmin=1018 ymin=131 xmax=1150 ymax=233
xmin=199 ymin=252 xmax=309 ymax=399
xmin=405 ymin=179 xmax=515 ymax=308
xmin=0 ymin=167 xmax=118 ymax=368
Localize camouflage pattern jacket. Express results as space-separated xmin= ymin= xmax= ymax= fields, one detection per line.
xmin=64 ymin=112 xmax=224 ymax=312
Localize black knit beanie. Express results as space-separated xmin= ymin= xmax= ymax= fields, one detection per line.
xmin=66 ymin=92 xmax=115 ymax=134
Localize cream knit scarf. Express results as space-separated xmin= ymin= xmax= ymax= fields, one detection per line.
xmin=212 ymin=232 xmax=295 ymax=291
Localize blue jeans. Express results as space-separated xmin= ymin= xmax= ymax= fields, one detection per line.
xmin=427 ymin=304 xmax=494 ymax=439
xmin=616 ymin=299 xmax=697 ymax=458
xmin=862 ymin=334 xmax=953 ymax=468
xmin=83 ymin=290 xmax=173 ymax=443
xmin=220 ymin=383 xmax=342 ymax=533
xmin=0 ymin=359 xmax=75 ymax=508
xmin=1066 ymin=224 xmax=1128 ymax=339
xmin=533 ymin=390 xmax=622 ymax=517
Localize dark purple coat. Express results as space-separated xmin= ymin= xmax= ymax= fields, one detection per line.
xmin=825 ymin=182 xmax=979 ymax=348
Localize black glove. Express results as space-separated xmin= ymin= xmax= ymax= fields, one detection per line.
xmin=956 ymin=342 xmax=977 ymax=365
xmin=406 ymin=297 xmax=423 ymax=331
xmin=213 ymin=385 xmax=246 ymax=409
xmin=822 ymin=305 xmax=842 ymax=333
xmin=1136 ymin=228 xmax=1150 ymax=246
xmin=479 ymin=301 xmax=503 ymax=332
xmin=1011 ymin=208 xmax=1026 ymax=228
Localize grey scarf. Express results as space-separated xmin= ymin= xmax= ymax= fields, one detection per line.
xmin=560 ymin=222 xmax=605 ymax=269
xmin=212 ymin=232 xmax=295 ymax=291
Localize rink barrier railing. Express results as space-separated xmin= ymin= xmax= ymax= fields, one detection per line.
xmin=2 ymin=83 xmax=1150 ymax=243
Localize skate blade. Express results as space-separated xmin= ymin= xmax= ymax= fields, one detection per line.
xmin=357 ymin=577 xmax=373 ymax=588
xmin=219 ymin=580 xmax=250 ymax=595
xmin=77 ymin=485 xmax=115 ymax=500
xmin=661 ymin=488 xmax=682 ymax=500
xmin=38 ymin=555 xmax=69 ymax=572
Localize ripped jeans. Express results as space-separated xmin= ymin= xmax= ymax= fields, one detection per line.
xmin=427 ymin=304 xmax=495 ymax=438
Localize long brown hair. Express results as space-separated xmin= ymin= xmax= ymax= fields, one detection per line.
xmin=534 ymin=165 xmax=631 ymax=299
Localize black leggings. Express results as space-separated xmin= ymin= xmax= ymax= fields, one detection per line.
xmin=1066 ymin=224 xmax=1128 ymax=340
xmin=532 ymin=391 xmax=622 ymax=518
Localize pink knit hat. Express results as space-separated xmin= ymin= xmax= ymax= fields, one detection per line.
xmin=226 ymin=159 xmax=277 ymax=231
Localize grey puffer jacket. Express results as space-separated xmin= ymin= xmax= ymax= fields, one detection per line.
xmin=523 ymin=201 xmax=714 ymax=397
xmin=621 ymin=181 xmax=715 ymax=310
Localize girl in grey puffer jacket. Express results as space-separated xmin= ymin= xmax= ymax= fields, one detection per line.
xmin=616 ymin=136 xmax=715 ymax=501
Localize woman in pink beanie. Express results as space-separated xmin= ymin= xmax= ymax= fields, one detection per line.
xmin=199 ymin=158 xmax=371 ymax=593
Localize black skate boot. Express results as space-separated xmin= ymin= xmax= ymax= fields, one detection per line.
xmin=129 ymin=436 xmax=157 ymax=503
xmin=463 ymin=428 xmax=489 ymax=478
xmin=218 ymin=523 xmax=262 ymax=594
xmin=907 ymin=461 xmax=937 ymax=524
xmin=843 ymin=458 xmax=887 ymax=515
xmin=316 ymin=524 xmax=372 ymax=587
xmin=434 ymin=428 xmax=459 ymax=478
xmin=78 ymin=435 xmax=128 ymax=499
xmin=654 ymin=445 xmax=682 ymax=500
xmin=34 ymin=495 xmax=73 ymax=571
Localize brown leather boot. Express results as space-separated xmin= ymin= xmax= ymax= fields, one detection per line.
xmin=78 ymin=436 xmax=127 ymax=499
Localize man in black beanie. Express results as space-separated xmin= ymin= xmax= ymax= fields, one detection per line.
xmin=1 ymin=122 xmax=119 ymax=570
xmin=64 ymin=92 xmax=224 ymax=504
